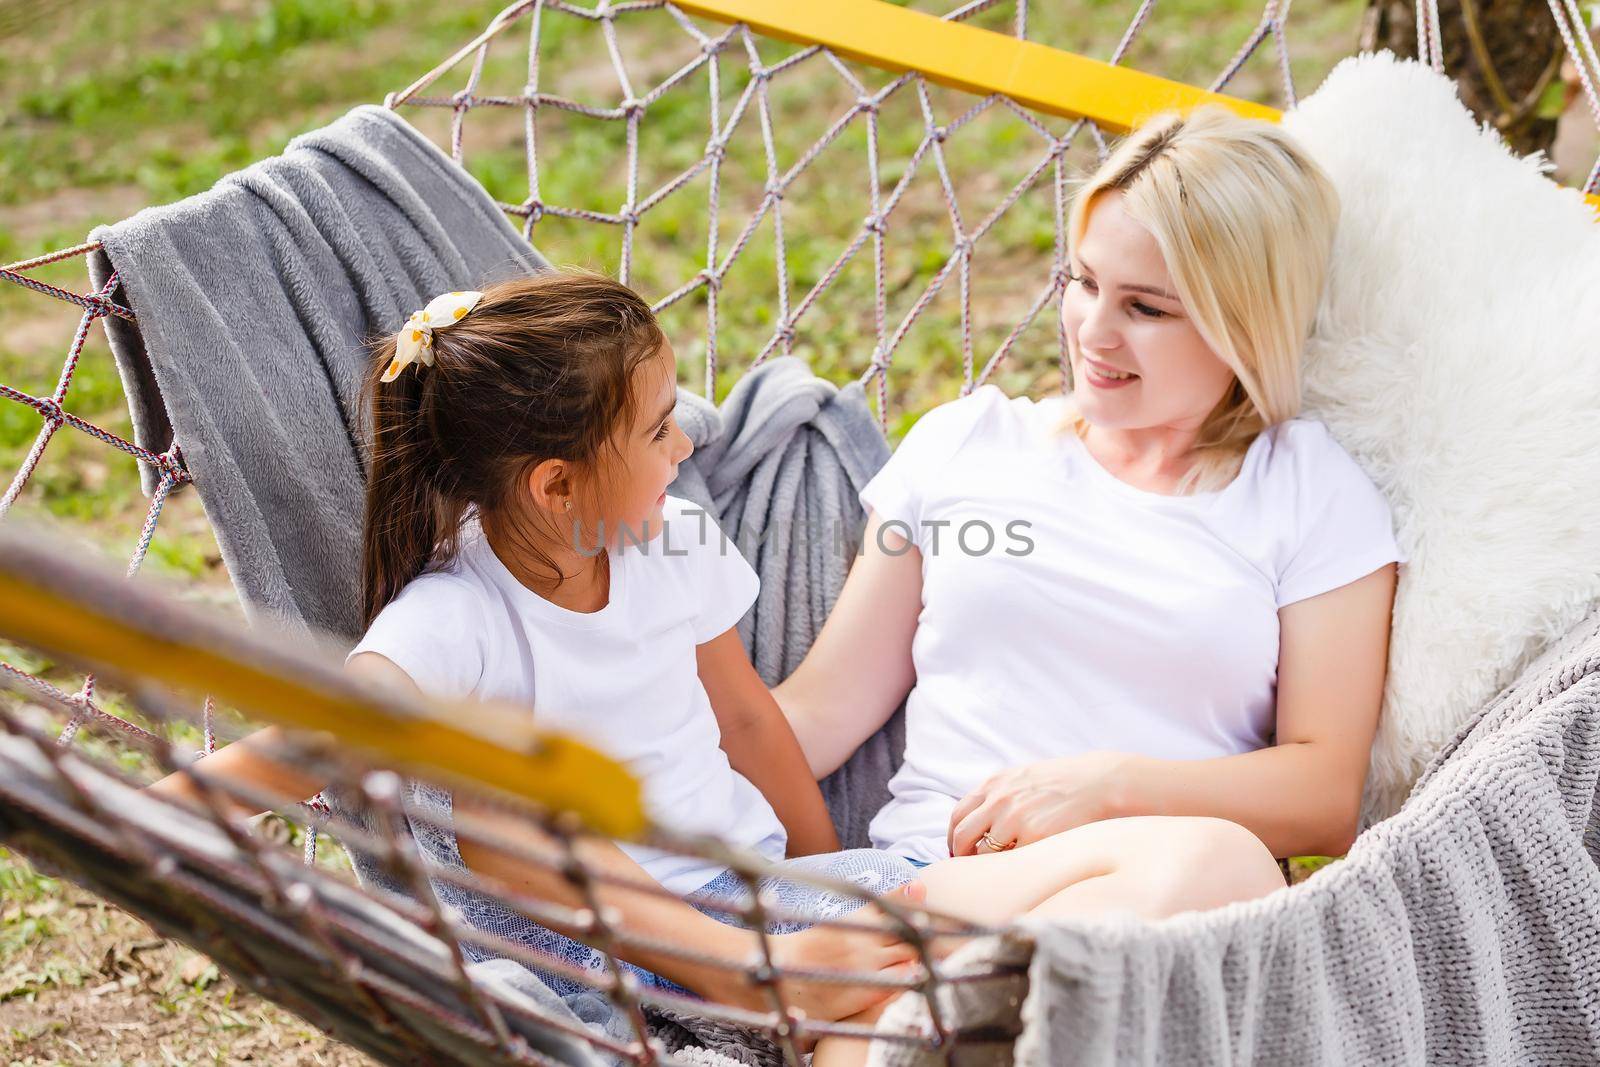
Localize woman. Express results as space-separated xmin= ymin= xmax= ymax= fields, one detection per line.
xmin=778 ymin=101 xmax=1401 ymax=960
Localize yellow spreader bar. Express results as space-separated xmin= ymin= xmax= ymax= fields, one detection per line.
xmin=677 ymin=0 xmax=1267 ymax=131
xmin=674 ymin=0 xmax=1600 ymax=215
xmin=0 ymin=532 xmax=647 ymax=841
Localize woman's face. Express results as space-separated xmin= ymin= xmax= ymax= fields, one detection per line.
xmin=1061 ymin=193 xmax=1236 ymax=433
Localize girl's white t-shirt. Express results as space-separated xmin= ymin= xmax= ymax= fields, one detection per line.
xmin=859 ymin=385 xmax=1408 ymax=864
xmin=349 ymin=495 xmax=787 ymax=895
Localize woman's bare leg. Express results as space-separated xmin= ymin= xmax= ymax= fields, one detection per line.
xmin=911 ymin=815 xmax=1284 ymax=927
xmin=809 ymin=815 xmax=1285 ymax=1067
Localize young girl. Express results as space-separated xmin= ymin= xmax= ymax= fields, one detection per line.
xmin=152 ymin=269 xmax=926 ymax=1025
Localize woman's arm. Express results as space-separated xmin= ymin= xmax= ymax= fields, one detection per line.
xmin=948 ymin=564 xmax=1398 ymax=859
xmin=698 ymin=626 xmax=840 ymax=856
xmin=771 ymin=510 xmax=925 ymax=779
xmin=1115 ymin=563 xmax=1398 ymax=858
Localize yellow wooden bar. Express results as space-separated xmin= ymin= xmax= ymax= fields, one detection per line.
xmin=677 ymin=0 xmax=1276 ymax=132
xmin=674 ymin=0 xmax=1600 ymax=215
xmin=0 ymin=536 xmax=647 ymax=840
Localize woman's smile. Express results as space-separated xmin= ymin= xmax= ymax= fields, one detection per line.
xmin=1083 ymin=355 xmax=1141 ymax=389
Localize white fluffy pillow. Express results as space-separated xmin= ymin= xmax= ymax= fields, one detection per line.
xmin=1279 ymin=51 xmax=1600 ymax=827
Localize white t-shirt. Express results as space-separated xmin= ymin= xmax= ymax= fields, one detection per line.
xmin=349 ymin=494 xmax=787 ymax=895
xmin=859 ymin=385 xmax=1408 ymax=864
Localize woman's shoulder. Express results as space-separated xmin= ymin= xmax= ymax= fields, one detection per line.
xmin=902 ymin=383 xmax=1043 ymax=450
xmin=1256 ymin=419 xmax=1407 ymax=599
xmin=1250 ymin=416 xmax=1391 ymax=516
xmin=1262 ymin=415 xmax=1335 ymax=446
xmin=1256 ymin=417 xmax=1369 ymax=480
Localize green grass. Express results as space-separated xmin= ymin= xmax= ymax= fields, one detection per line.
xmin=0 ymin=0 xmax=1371 ymax=582
xmin=4 ymin=0 xmax=492 ymax=211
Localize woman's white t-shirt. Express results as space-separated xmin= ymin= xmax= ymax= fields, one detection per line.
xmin=859 ymin=385 xmax=1408 ymax=864
xmin=349 ymin=494 xmax=787 ymax=895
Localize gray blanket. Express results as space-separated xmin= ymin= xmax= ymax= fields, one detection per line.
xmin=88 ymin=105 xmax=548 ymax=641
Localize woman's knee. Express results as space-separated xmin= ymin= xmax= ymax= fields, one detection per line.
xmin=1126 ymin=817 xmax=1285 ymax=918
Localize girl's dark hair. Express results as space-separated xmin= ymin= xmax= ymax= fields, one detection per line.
xmin=360 ymin=269 xmax=665 ymax=627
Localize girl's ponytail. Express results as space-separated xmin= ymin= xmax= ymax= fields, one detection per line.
xmin=359 ymin=334 xmax=466 ymax=627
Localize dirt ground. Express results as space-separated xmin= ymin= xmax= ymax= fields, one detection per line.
xmin=1 ymin=868 xmax=374 ymax=1066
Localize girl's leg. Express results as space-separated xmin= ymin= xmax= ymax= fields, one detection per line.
xmin=809 ymin=815 xmax=1285 ymax=1067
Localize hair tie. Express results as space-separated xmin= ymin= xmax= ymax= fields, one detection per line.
xmin=382 ymin=290 xmax=484 ymax=382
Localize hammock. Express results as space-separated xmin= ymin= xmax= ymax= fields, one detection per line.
xmin=4 ymin=0 xmax=1600 ymax=1064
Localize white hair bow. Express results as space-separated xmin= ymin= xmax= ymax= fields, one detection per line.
xmin=381 ymin=290 xmax=484 ymax=383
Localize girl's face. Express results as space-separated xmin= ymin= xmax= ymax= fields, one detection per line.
xmin=1061 ymin=193 xmax=1236 ymax=433
xmin=602 ymin=339 xmax=693 ymax=545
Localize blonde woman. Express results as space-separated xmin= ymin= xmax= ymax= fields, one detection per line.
xmin=790 ymin=102 xmax=1404 ymax=1064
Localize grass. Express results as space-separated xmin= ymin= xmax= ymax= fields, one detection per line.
xmin=0 ymin=0 xmax=1373 ymax=1059
xmin=0 ymin=0 xmax=1374 ymax=565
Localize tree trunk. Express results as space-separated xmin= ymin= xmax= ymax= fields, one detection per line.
xmin=1359 ymin=0 xmax=1565 ymax=157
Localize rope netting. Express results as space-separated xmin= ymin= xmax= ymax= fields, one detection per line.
xmin=4 ymin=0 xmax=1600 ymax=1063
xmin=385 ymin=0 xmax=1303 ymax=416
xmin=0 ymin=531 xmax=1007 ymax=1066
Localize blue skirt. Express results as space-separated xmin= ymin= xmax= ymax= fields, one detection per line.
xmin=405 ymin=784 xmax=923 ymax=1000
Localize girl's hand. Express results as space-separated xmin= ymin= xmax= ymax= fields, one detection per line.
xmin=947 ymin=752 xmax=1138 ymax=856
xmin=716 ymin=880 xmax=927 ymax=1022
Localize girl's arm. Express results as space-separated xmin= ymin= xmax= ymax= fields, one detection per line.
xmin=144 ymin=649 xmax=434 ymax=818
xmin=697 ymin=626 xmax=840 ymax=856
xmin=771 ymin=510 xmax=924 ymax=779
xmin=146 ymin=725 xmax=325 ymax=820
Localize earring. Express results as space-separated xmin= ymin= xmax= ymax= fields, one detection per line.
xmin=564 ymin=500 xmax=573 ymax=512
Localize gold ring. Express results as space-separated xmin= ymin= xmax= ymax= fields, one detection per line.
xmin=978 ymin=831 xmax=1016 ymax=853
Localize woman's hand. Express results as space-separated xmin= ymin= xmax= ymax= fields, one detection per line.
xmin=710 ymin=880 xmax=927 ymax=1022
xmin=947 ymin=752 xmax=1138 ymax=857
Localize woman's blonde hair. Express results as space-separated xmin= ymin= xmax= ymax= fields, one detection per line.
xmin=1062 ymin=104 xmax=1340 ymax=494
